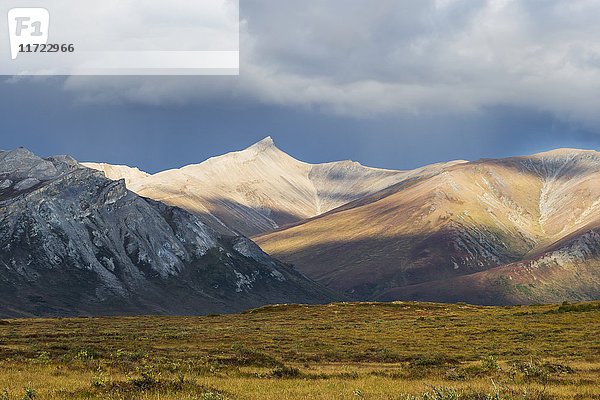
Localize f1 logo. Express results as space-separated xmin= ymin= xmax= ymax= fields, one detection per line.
xmin=7 ymin=8 xmax=49 ymax=60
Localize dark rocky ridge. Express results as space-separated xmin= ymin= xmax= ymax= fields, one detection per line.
xmin=0 ymin=148 xmax=337 ymax=317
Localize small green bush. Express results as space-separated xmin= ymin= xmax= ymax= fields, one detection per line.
xmin=270 ymin=365 xmax=300 ymax=378
xmin=421 ymin=386 xmax=460 ymax=400
xmin=128 ymin=362 xmax=161 ymax=389
xmin=481 ymin=356 xmax=500 ymax=372
xmin=21 ymin=386 xmax=36 ymax=400
xmin=91 ymin=366 xmax=108 ymax=388
xmin=510 ymin=358 xmax=553 ymax=383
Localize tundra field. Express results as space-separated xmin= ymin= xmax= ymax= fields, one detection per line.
xmin=0 ymin=302 xmax=599 ymax=400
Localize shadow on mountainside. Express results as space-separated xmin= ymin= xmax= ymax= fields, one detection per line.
xmin=259 ymin=232 xmax=529 ymax=301
xmin=137 ymin=185 xmax=305 ymax=237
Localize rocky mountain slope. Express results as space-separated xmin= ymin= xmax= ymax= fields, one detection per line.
xmin=255 ymin=149 xmax=600 ymax=304
xmin=84 ymin=137 xmax=463 ymax=237
xmin=84 ymin=139 xmax=600 ymax=305
xmin=377 ymin=225 xmax=600 ymax=305
xmin=0 ymin=148 xmax=336 ymax=318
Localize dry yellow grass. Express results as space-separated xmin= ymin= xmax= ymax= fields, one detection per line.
xmin=0 ymin=301 xmax=598 ymax=399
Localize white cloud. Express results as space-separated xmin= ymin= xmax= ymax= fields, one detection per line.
xmin=62 ymin=0 xmax=600 ymax=125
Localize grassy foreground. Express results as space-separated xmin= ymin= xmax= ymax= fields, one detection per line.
xmin=0 ymin=301 xmax=599 ymax=399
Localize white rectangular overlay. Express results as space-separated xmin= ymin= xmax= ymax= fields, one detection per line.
xmin=1 ymin=0 xmax=239 ymax=75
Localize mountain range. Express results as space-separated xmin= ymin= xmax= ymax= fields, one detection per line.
xmin=0 ymin=148 xmax=336 ymax=317
xmin=85 ymin=137 xmax=460 ymax=237
xmin=86 ymin=139 xmax=600 ymax=305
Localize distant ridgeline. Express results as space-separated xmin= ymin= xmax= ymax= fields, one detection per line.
xmin=88 ymin=140 xmax=600 ymax=306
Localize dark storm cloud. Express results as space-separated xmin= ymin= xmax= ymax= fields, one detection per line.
xmin=61 ymin=0 xmax=600 ymax=125
xmin=2 ymin=0 xmax=600 ymax=174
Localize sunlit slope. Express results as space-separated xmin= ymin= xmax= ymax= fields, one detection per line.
xmin=255 ymin=149 xmax=600 ymax=302
xmin=81 ymin=162 xmax=150 ymax=186
xmin=85 ymin=137 xmax=461 ymax=237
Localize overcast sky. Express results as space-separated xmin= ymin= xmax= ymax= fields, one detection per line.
xmin=2 ymin=0 xmax=600 ymax=173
